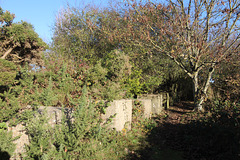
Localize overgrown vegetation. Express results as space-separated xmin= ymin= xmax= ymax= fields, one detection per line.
xmin=0 ymin=0 xmax=239 ymax=159
xmin=0 ymin=7 xmax=47 ymax=65
xmin=0 ymin=122 xmax=17 ymax=159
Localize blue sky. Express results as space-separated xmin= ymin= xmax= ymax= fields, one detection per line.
xmin=0 ymin=0 xmax=110 ymax=43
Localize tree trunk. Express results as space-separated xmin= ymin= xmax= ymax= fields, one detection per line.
xmin=193 ymin=66 xmax=215 ymax=112
xmin=197 ymin=96 xmax=205 ymax=111
xmin=192 ymin=71 xmax=203 ymax=111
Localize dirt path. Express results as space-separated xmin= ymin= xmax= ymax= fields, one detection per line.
xmin=130 ymin=101 xmax=239 ymax=160
xmin=153 ymin=101 xmax=199 ymax=128
xmin=129 ymin=102 xmax=200 ymax=160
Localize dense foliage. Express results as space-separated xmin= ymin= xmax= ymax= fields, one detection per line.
xmin=0 ymin=0 xmax=239 ymax=159
xmin=0 ymin=7 xmax=47 ymax=66
xmin=0 ymin=59 xmax=17 ymax=86
xmin=98 ymin=0 xmax=240 ymax=111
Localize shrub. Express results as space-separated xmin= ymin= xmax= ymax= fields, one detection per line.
xmin=0 ymin=91 xmax=20 ymax=123
xmin=24 ymin=86 xmax=120 ymax=159
xmin=0 ymin=59 xmax=17 ymax=86
xmin=0 ymin=122 xmax=17 ymax=158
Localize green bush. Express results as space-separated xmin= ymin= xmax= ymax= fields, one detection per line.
xmin=38 ymin=77 xmax=58 ymax=106
xmin=0 ymin=59 xmax=17 ymax=86
xmin=24 ymin=86 xmax=118 ymax=159
xmin=0 ymin=91 xmax=20 ymax=123
xmin=86 ymin=62 xmax=126 ymax=101
xmin=0 ymin=122 xmax=17 ymax=158
xmin=124 ymin=68 xmax=145 ymax=97
xmin=23 ymin=85 xmax=157 ymax=159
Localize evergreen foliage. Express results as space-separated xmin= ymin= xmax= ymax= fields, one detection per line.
xmin=0 ymin=7 xmax=47 ymax=65
xmin=0 ymin=130 xmax=16 ymax=158
xmin=24 ymin=86 xmax=127 ymax=159
xmin=0 ymin=59 xmax=17 ymax=86
xmin=0 ymin=122 xmax=17 ymax=158
xmin=0 ymin=92 xmax=20 ymax=122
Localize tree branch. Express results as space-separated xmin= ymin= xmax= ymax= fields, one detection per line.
xmin=149 ymin=38 xmax=193 ymax=78
xmin=0 ymin=45 xmax=17 ymax=59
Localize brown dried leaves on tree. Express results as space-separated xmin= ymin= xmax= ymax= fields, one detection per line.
xmin=100 ymin=0 xmax=240 ymax=111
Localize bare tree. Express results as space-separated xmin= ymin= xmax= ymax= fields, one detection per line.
xmin=114 ymin=0 xmax=240 ymax=111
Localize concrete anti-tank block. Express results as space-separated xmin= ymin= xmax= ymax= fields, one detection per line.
xmin=138 ymin=94 xmax=164 ymax=115
xmin=101 ymin=99 xmax=132 ymax=131
xmin=37 ymin=106 xmax=74 ymax=126
xmin=8 ymin=106 xmax=73 ymax=159
xmin=137 ymin=99 xmax=152 ymax=118
xmin=8 ymin=123 xmax=29 ymax=159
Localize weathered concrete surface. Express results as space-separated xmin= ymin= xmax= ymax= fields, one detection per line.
xmin=37 ymin=106 xmax=74 ymax=126
xmin=138 ymin=99 xmax=152 ymax=118
xmin=138 ymin=93 xmax=169 ymax=115
xmin=8 ymin=106 xmax=73 ymax=159
xmin=138 ymin=94 xmax=163 ymax=115
xmin=8 ymin=123 xmax=29 ymax=160
xmin=101 ymin=99 xmax=132 ymax=131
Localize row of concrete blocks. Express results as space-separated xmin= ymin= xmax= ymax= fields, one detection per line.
xmin=33 ymin=93 xmax=169 ymax=131
xmin=102 ymin=93 xmax=169 ymax=131
xmin=8 ymin=93 xmax=169 ymax=159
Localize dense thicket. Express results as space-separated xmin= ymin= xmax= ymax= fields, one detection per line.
xmin=96 ymin=0 xmax=240 ymax=110
xmin=52 ymin=4 xmax=194 ymax=101
xmin=52 ymin=1 xmax=239 ymax=108
xmin=0 ymin=7 xmax=47 ymax=65
xmin=0 ymin=1 xmax=239 ymax=159
xmin=0 ymin=0 xmax=238 ymax=126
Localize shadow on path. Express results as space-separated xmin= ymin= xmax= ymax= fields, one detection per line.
xmin=0 ymin=148 xmax=10 ymax=160
xmin=125 ymin=102 xmax=240 ymax=160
